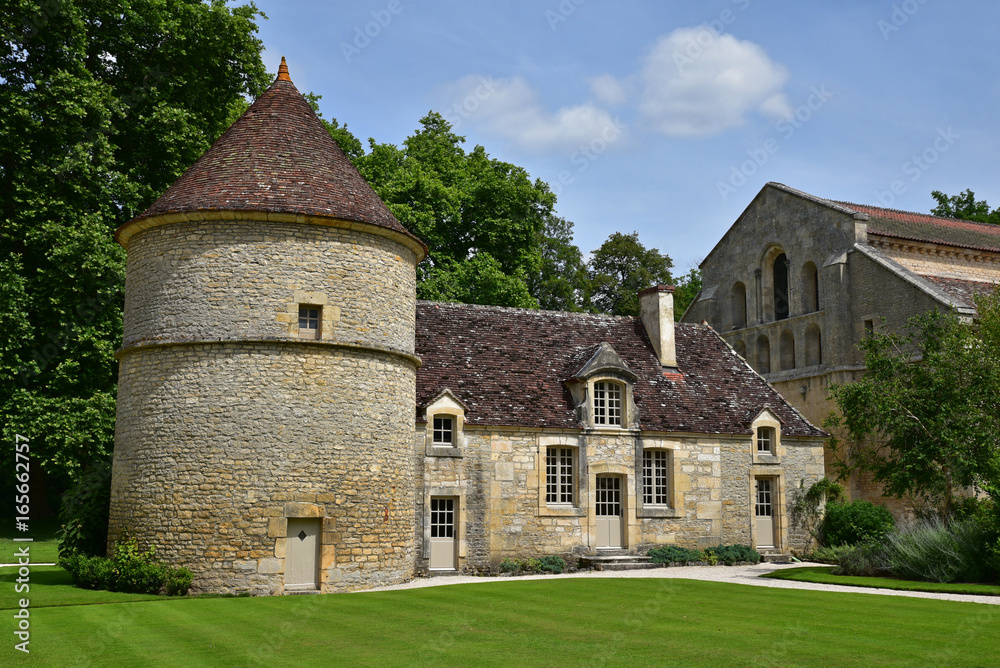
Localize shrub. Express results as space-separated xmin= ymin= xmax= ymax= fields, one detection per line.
xmin=704 ymin=544 xmax=761 ymax=565
xmin=538 ymin=555 xmax=566 ymax=574
xmin=61 ymin=535 xmax=191 ymax=595
xmin=499 ymin=558 xmax=519 ymax=573
xmin=886 ymin=518 xmax=993 ymax=584
xmin=807 ymin=544 xmax=853 ymax=564
xmin=834 ymin=540 xmax=891 ymax=577
xmin=820 ymin=500 xmax=895 ymax=546
xmin=57 ymin=460 xmax=112 ymax=558
xmin=647 ymin=545 xmax=703 ymax=564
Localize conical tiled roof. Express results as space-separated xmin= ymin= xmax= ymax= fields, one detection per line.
xmin=125 ymin=58 xmax=422 ymax=251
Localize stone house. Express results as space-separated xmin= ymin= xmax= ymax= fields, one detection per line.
xmin=682 ymin=182 xmax=1000 ymax=510
xmin=108 ymin=62 xmax=825 ymax=595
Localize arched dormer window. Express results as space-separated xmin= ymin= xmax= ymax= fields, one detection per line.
xmin=422 ymin=389 xmax=467 ymax=458
xmin=565 ymin=342 xmax=638 ymax=430
xmin=593 ymin=380 xmax=623 ymax=426
xmin=751 ymin=409 xmax=782 ymax=464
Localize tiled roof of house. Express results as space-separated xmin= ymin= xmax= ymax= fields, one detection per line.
xmin=839 ymin=202 xmax=1000 ymax=254
xmin=128 ymin=59 xmax=421 ymax=249
xmin=415 ymin=301 xmax=824 ymax=437
xmin=918 ymin=275 xmax=997 ymax=308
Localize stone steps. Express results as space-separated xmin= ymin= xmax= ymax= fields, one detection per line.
xmin=579 ymin=554 xmax=661 ymax=571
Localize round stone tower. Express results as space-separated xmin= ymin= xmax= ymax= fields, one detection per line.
xmin=108 ymin=59 xmax=426 ymax=594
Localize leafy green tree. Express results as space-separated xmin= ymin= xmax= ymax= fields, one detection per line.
xmin=931 ymin=189 xmax=1000 ymax=225
xmin=827 ymin=293 xmax=1000 ymax=516
xmin=527 ymin=214 xmax=591 ymax=312
xmin=588 ymin=232 xmax=674 ymax=316
xmin=1 ymin=0 xmax=269 ymax=501
xmin=672 ymin=268 xmax=702 ymax=321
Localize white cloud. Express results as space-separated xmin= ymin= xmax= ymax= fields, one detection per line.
xmin=587 ymin=74 xmax=629 ymax=107
xmin=437 ymin=75 xmax=625 ymax=152
xmin=636 ymin=27 xmax=791 ymax=137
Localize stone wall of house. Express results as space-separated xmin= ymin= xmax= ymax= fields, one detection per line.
xmin=110 ymin=215 xmax=419 ymax=594
xmin=413 ymin=423 xmax=826 ymax=572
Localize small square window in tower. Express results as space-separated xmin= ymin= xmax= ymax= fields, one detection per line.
xmin=432 ymin=416 xmax=454 ymax=446
xmin=298 ymin=305 xmax=321 ymax=340
xmin=756 ymin=426 xmax=775 ymax=454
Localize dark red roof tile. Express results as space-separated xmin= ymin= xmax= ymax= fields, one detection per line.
xmin=125 ymin=60 xmax=423 ymax=252
xmin=415 ymin=301 xmax=823 ymax=437
xmin=919 ymin=275 xmax=998 ymax=308
xmin=839 ymin=202 xmax=1000 ymax=254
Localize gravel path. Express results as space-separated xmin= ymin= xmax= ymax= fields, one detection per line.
xmin=364 ymin=561 xmax=1000 ymax=606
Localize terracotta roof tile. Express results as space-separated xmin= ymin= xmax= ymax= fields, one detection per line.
xmin=839 ymin=202 xmax=1000 ymax=254
xmin=415 ymin=301 xmax=823 ymax=437
xmin=127 ymin=60 xmax=422 ymax=250
xmin=919 ymin=275 xmax=998 ymax=308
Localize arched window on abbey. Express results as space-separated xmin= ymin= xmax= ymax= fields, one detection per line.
xmin=801 ymin=262 xmax=819 ymax=313
xmin=730 ymin=282 xmax=747 ymax=330
xmin=805 ymin=324 xmax=822 ymax=366
xmin=772 ymin=253 xmax=789 ymax=320
xmin=755 ymin=335 xmax=771 ymax=374
xmin=780 ymin=330 xmax=795 ymax=371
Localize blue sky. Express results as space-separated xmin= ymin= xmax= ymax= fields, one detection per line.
xmin=247 ymin=0 xmax=1000 ymax=273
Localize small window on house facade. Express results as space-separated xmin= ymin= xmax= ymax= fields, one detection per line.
xmin=298 ymin=305 xmax=321 ymax=339
xmin=593 ymin=381 xmax=623 ymax=426
xmin=757 ymin=427 xmax=775 ymax=454
xmin=432 ymin=416 xmax=454 ymax=446
xmin=545 ymin=447 xmax=575 ymax=504
xmin=642 ymin=450 xmax=669 ymax=505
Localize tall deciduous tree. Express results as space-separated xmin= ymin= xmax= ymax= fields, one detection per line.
xmin=588 ymin=232 xmax=674 ymax=316
xmin=931 ymin=189 xmax=1000 ymax=225
xmin=528 ymin=214 xmax=591 ymax=312
xmin=827 ymin=294 xmax=1000 ymax=516
xmin=0 ymin=0 xmax=269 ymax=499
xmin=672 ymin=268 xmax=702 ymax=321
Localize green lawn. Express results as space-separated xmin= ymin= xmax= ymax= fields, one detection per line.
xmin=4 ymin=575 xmax=999 ymax=667
xmin=764 ymin=566 xmax=1000 ymax=596
xmin=0 ymin=517 xmax=61 ymax=564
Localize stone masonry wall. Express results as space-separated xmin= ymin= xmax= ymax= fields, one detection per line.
xmin=414 ymin=424 xmax=825 ymax=571
xmin=110 ymin=342 xmax=417 ymax=594
xmin=121 ymin=216 xmax=418 ymax=355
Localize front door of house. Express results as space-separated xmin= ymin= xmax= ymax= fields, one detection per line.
xmin=429 ymin=497 xmax=457 ymax=570
xmin=755 ymin=478 xmax=776 ymax=550
xmin=285 ymin=518 xmax=320 ymax=590
xmin=596 ymin=476 xmax=623 ymax=549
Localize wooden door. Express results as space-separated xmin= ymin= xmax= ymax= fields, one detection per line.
xmin=596 ymin=476 xmax=623 ymax=549
xmin=286 ymin=518 xmax=320 ymax=589
xmin=755 ymin=479 xmax=775 ymax=550
xmin=429 ymin=497 xmax=457 ymax=570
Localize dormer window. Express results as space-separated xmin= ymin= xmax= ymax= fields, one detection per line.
xmin=756 ymin=427 xmax=775 ymax=454
xmin=593 ymin=381 xmax=622 ymax=426
xmin=298 ymin=305 xmax=321 ymax=340
xmin=433 ymin=417 xmax=454 ymax=446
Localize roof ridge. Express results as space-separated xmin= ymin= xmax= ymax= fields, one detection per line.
xmin=836 ymin=200 xmax=994 ymax=228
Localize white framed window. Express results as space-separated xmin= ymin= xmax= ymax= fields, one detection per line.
xmin=546 ymin=447 xmax=575 ymax=504
xmin=298 ymin=305 xmax=321 ymax=339
xmin=593 ymin=381 xmax=623 ymax=427
xmin=756 ymin=426 xmax=775 ymax=454
xmin=642 ymin=450 xmax=669 ymax=505
xmin=433 ymin=416 xmax=454 ymax=446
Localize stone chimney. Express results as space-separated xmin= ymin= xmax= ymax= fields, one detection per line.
xmin=639 ymin=285 xmax=676 ymax=368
